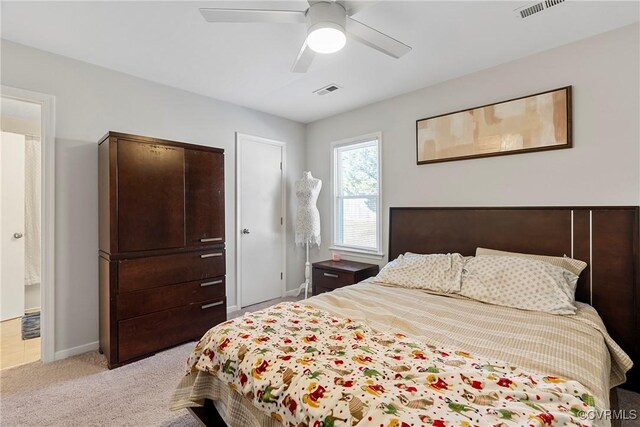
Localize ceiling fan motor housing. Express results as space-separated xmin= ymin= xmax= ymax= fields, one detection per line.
xmin=306 ymin=1 xmax=347 ymax=34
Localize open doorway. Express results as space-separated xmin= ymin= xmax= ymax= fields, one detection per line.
xmin=0 ymin=98 xmax=42 ymax=369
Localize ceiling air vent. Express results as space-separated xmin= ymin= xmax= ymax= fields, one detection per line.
xmin=515 ymin=0 xmax=565 ymax=19
xmin=518 ymin=2 xmax=544 ymax=18
xmin=313 ymin=84 xmax=341 ymax=96
xmin=545 ymin=0 xmax=565 ymax=8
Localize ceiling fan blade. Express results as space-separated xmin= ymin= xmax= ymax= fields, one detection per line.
xmin=200 ymin=8 xmax=306 ymax=24
xmin=346 ymin=17 xmax=411 ymax=59
xmin=291 ymin=40 xmax=315 ymax=73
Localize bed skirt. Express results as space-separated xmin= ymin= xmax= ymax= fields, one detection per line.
xmin=172 ymin=370 xmax=282 ymax=427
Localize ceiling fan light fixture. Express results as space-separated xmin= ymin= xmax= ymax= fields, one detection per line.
xmin=307 ymin=23 xmax=346 ymax=54
xmin=305 ymin=1 xmax=347 ymax=54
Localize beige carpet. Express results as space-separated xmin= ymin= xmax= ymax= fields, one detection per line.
xmin=1 ymin=342 xmax=197 ymax=426
xmin=1 ymin=293 xmax=639 ymax=426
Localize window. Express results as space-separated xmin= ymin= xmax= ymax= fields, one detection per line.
xmin=331 ymin=133 xmax=382 ymax=256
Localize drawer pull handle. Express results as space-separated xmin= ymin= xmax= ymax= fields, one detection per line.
xmin=323 ymin=273 xmax=339 ymax=278
xmin=200 ymin=237 xmax=223 ymax=242
xmin=202 ymin=301 xmax=224 ymax=309
xmin=200 ymin=253 xmax=223 ymax=258
xmin=201 ymin=280 xmax=223 ymax=287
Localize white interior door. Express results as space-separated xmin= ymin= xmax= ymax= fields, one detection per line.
xmin=239 ymin=134 xmax=284 ymax=308
xmin=1 ymin=131 xmax=26 ymax=321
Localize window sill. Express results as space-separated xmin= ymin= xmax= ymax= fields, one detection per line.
xmin=329 ymin=246 xmax=385 ymax=261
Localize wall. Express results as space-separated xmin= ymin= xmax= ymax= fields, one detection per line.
xmin=306 ymin=24 xmax=640 ymax=266
xmin=0 ymin=40 xmax=307 ymax=356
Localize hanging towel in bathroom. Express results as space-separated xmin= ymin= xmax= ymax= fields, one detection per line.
xmin=24 ymin=136 xmax=41 ymax=286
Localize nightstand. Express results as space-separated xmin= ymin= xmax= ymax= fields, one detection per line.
xmin=312 ymin=259 xmax=379 ymax=296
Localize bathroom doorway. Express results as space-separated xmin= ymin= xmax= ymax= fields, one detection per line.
xmin=0 ymin=97 xmax=43 ymax=369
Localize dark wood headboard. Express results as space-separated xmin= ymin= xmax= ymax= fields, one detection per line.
xmin=388 ymin=206 xmax=639 ymax=393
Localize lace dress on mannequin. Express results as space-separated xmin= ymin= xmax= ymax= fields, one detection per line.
xmin=294 ymin=171 xmax=322 ymax=298
xmin=295 ymin=172 xmax=322 ymax=246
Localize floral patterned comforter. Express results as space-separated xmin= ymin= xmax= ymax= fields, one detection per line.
xmin=185 ymin=302 xmax=599 ymax=427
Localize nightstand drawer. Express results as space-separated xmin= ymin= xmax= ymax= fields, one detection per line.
xmin=312 ymin=268 xmax=353 ymax=289
xmin=312 ymin=259 xmax=379 ymax=297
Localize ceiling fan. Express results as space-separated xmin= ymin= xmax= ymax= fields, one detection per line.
xmin=199 ymin=1 xmax=412 ymax=73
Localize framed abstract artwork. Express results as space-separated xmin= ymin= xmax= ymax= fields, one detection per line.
xmin=416 ymin=86 xmax=572 ymax=164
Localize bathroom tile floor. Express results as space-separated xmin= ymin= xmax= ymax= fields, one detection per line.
xmin=0 ymin=317 xmax=40 ymax=370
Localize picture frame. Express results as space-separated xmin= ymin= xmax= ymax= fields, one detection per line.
xmin=416 ymin=86 xmax=572 ymax=165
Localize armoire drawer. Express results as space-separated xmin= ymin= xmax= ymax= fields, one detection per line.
xmin=118 ymin=250 xmax=225 ymax=292
xmin=118 ymin=297 xmax=226 ymax=363
xmin=117 ymin=276 xmax=225 ymax=320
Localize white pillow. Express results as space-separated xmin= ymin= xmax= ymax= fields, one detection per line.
xmin=375 ymin=253 xmax=464 ymax=293
xmin=460 ymin=255 xmax=578 ymax=315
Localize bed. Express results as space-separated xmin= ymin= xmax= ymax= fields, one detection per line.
xmin=170 ymin=206 xmax=639 ymax=427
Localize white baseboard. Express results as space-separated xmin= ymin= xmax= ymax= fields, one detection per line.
xmin=227 ymin=305 xmax=238 ymax=313
xmin=54 ymin=340 xmax=99 ymax=361
xmin=284 ymin=288 xmax=300 ymax=297
xmin=284 ymin=283 xmax=311 ymax=298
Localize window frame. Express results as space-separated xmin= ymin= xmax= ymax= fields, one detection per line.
xmin=329 ymin=132 xmax=383 ymax=259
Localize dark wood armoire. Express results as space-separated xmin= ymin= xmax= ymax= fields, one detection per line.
xmin=98 ymin=132 xmax=226 ymax=369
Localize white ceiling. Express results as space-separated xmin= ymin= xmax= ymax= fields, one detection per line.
xmin=1 ymin=1 xmax=638 ymax=123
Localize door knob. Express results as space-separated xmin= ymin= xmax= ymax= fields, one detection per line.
xmin=13 ymin=232 xmax=23 ymax=239
xmin=241 ymin=228 xmax=250 ymax=235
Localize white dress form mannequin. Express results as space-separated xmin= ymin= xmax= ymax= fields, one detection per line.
xmin=295 ymin=171 xmax=322 ymax=298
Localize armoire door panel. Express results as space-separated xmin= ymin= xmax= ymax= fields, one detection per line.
xmin=185 ymin=150 xmax=225 ymax=245
xmin=117 ymin=139 xmax=186 ymax=252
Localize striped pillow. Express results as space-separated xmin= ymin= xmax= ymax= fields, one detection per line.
xmin=476 ymin=247 xmax=587 ymax=276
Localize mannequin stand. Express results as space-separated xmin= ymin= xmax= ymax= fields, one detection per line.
xmin=302 ymin=241 xmax=311 ymax=298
